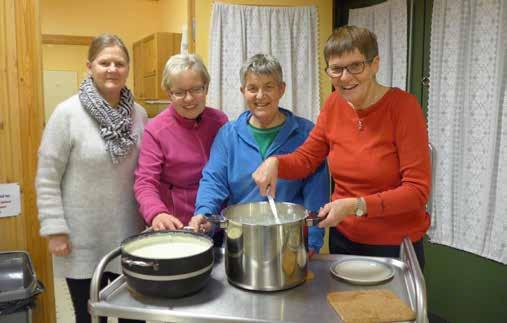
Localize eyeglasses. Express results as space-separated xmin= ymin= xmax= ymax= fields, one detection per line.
xmin=170 ymin=85 xmax=206 ymax=99
xmin=325 ymin=59 xmax=374 ymax=78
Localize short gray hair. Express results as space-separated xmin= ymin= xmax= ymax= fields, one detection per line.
xmin=161 ymin=54 xmax=210 ymax=91
xmin=239 ymin=53 xmax=284 ymax=87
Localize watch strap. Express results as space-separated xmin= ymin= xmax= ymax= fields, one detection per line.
xmin=355 ymin=197 xmax=365 ymax=217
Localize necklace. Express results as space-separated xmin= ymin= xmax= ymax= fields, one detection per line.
xmin=355 ymin=87 xmax=385 ymax=131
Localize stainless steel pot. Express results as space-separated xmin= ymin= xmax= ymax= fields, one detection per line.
xmin=210 ymin=201 xmax=315 ymax=291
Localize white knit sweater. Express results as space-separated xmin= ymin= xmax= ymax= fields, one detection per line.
xmin=36 ymin=95 xmax=147 ymax=278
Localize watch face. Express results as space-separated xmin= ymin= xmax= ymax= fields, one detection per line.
xmin=356 ymin=209 xmax=364 ymax=217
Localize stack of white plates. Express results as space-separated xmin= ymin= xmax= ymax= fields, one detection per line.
xmin=330 ymin=259 xmax=395 ymax=285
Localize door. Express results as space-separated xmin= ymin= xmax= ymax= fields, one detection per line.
xmin=43 ymin=70 xmax=78 ymax=123
xmin=142 ymin=34 xmax=157 ymax=77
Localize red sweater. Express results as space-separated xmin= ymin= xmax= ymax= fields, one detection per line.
xmin=278 ymin=88 xmax=431 ymax=245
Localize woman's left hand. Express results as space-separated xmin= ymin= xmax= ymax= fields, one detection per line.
xmin=317 ymin=198 xmax=356 ymax=228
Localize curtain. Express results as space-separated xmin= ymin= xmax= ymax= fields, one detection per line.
xmin=348 ymin=0 xmax=407 ymax=90
xmin=208 ymin=3 xmax=320 ymax=121
xmin=428 ymin=0 xmax=507 ymax=264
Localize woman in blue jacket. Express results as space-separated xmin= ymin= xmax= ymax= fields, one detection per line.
xmin=190 ymin=53 xmax=329 ymax=254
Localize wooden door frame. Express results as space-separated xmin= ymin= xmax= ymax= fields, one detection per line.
xmin=42 ymin=34 xmax=94 ymax=45
xmin=1 ymin=1 xmax=56 ymax=322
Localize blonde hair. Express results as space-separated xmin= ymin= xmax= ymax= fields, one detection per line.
xmin=161 ymin=54 xmax=210 ymax=91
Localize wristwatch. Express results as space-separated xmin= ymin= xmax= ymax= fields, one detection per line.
xmin=355 ymin=197 xmax=365 ymax=217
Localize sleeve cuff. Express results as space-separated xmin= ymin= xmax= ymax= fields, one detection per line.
xmin=39 ymin=218 xmax=70 ymax=237
xmin=364 ymin=194 xmax=383 ymax=218
xmin=194 ymin=207 xmax=214 ymax=217
xmin=308 ymin=226 xmax=324 ymax=253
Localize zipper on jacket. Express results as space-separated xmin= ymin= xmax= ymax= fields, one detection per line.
xmin=193 ymin=127 xmax=208 ymax=164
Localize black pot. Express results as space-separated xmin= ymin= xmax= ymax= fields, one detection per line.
xmin=120 ymin=230 xmax=214 ymax=298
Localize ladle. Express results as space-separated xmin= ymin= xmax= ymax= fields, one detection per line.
xmin=266 ymin=186 xmax=281 ymax=224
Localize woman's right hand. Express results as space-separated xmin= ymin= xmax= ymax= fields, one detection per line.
xmin=252 ymin=157 xmax=279 ymax=196
xmin=188 ymin=215 xmax=213 ymax=233
xmin=152 ymin=212 xmax=184 ymax=231
xmin=48 ymin=234 xmax=72 ymax=257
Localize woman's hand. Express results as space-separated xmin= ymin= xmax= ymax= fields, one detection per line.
xmin=48 ymin=234 xmax=72 ymax=257
xmin=188 ymin=215 xmax=213 ymax=233
xmin=152 ymin=213 xmax=184 ymax=231
xmin=252 ymin=157 xmax=279 ymax=196
xmin=317 ymin=198 xmax=356 ymax=228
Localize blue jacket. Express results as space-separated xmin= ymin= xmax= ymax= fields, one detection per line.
xmin=195 ymin=108 xmax=330 ymax=252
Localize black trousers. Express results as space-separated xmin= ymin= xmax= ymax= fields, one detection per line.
xmin=66 ymin=272 xmax=145 ymax=323
xmin=328 ymin=227 xmax=426 ymax=271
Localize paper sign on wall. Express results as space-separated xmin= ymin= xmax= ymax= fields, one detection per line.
xmin=0 ymin=183 xmax=21 ymax=218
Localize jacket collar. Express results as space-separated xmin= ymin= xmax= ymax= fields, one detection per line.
xmin=235 ymin=108 xmax=299 ymax=155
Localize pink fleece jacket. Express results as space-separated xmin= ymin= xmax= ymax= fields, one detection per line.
xmin=134 ymin=105 xmax=228 ymax=225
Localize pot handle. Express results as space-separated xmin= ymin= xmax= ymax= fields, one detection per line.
xmin=142 ymin=226 xmax=154 ymax=233
xmin=205 ymin=213 xmax=228 ymax=229
xmin=121 ymin=257 xmax=160 ymax=271
xmin=305 ymin=211 xmax=326 ymax=227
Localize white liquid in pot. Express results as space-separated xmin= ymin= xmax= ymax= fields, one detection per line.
xmin=125 ymin=234 xmax=212 ymax=259
xmin=224 ymin=202 xmax=306 ymax=225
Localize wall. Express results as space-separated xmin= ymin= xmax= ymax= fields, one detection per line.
xmin=194 ymin=0 xmax=334 ymax=106
xmin=40 ymin=0 xmax=188 ymax=89
xmin=425 ymin=242 xmax=507 ymax=323
xmin=159 ymin=0 xmax=189 ymax=38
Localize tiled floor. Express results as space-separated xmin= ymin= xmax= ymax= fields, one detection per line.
xmin=54 ymin=277 xmax=76 ymax=323
xmin=53 ymin=257 xmax=77 ymax=323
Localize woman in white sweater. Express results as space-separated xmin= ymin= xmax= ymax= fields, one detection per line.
xmin=36 ymin=34 xmax=145 ymax=323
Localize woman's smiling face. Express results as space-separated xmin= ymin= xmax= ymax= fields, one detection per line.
xmin=328 ymin=48 xmax=379 ymax=109
xmin=87 ymin=45 xmax=129 ymax=99
xmin=241 ymin=72 xmax=286 ymax=128
xmin=168 ymin=69 xmax=207 ymax=119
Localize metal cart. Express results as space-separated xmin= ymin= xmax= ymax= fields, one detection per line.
xmin=89 ymin=237 xmax=426 ymax=323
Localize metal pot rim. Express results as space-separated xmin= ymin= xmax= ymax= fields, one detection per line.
xmin=220 ymin=201 xmax=309 ymax=227
xmin=121 ymin=230 xmax=214 ymax=260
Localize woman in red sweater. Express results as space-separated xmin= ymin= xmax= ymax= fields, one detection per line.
xmin=253 ymin=26 xmax=431 ymax=268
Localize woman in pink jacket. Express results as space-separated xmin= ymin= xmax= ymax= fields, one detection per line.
xmin=134 ymin=54 xmax=228 ymax=232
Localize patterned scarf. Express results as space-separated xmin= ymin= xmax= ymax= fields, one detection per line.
xmin=78 ymin=77 xmax=137 ymax=164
